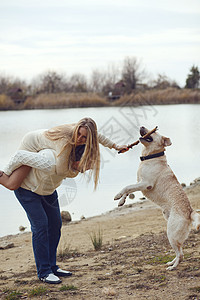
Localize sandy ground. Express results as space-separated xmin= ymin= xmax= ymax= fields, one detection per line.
xmin=0 ymin=184 xmax=200 ymax=300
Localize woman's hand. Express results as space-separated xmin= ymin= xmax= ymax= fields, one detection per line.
xmin=0 ymin=171 xmax=3 ymax=177
xmin=113 ymin=144 xmax=129 ymax=153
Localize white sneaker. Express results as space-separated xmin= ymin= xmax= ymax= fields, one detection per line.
xmin=40 ymin=273 xmax=62 ymax=284
xmin=54 ymin=268 xmax=72 ymax=277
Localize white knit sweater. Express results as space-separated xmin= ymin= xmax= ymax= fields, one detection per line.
xmin=4 ymin=128 xmax=116 ymax=195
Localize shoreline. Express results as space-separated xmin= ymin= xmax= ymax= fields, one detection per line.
xmin=0 ymin=180 xmax=199 ymax=244
xmin=0 ymin=198 xmax=149 ymax=242
xmin=1 ymin=89 xmax=200 ymax=111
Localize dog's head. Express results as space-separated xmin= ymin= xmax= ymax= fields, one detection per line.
xmin=139 ymin=126 xmax=172 ymax=154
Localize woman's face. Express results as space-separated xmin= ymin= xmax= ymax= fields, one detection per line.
xmin=77 ymin=126 xmax=88 ymax=145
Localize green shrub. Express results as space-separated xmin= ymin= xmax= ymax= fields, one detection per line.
xmin=60 ymin=285 xmax=78 ymax=291
xmin=5 ymin=290 xmax=23 ymax=300
xmin=28 ymin=286 xmax=47 ymax=297
xmin=89 ymin=227 xmax=103 ymax=251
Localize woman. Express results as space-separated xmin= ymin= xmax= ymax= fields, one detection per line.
xmin=0 ymin=117 xmax=128 ymax=284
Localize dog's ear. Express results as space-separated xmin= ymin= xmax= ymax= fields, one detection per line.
xmin=162 ymin=136 xmax=172 ymax=147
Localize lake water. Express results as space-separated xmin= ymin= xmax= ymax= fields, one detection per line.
xmin=0 ymin=104 xmax=200 ymax=237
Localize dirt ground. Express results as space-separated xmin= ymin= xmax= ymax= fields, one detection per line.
xmin=0 ymin=184 xmax=200 ymax=300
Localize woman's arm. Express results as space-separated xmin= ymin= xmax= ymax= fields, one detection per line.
xmin=0 ymin=166 xmax=31 ymax=190
xmin=98 ymin=133 xmax=128 ymax=151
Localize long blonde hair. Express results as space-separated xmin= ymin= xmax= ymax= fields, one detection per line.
xmin=45 ymin=117 xmax=100 ymax=189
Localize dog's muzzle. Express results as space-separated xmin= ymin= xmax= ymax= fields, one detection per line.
xmin=140 ymin=126 xmax=148 ymax=136
xmin=140 ymin=126 xmax=153 ymax=142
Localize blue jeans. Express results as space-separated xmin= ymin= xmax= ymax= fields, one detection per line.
xmin=14 ymin=187 xmax=62 ymax=278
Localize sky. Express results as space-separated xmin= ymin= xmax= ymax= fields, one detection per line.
xmin=0 ymin=0 xmax=200 ymax=87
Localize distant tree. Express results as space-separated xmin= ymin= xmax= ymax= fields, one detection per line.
xmin=0 ymin=74 xmax=11 ymax=94
xmin=33 ymin=71 xmax=66 ymax=94
xmin=90 ymin=65 xmax=120 ymax=95
xmin=102 ymin=64 xmax=121 ymax=95
xmin=0 ymin=73 xmax=28 ymax=103
xmin=0 ymin=74 xmax=27 ymax=95
xmin=68 ymin=73 xmax=88 ymax=92
xmin=89 ymin=70 xmax=106 ymax=93
xmin=185 ymin=65 xmax=200 ymax=89
xmin=152 ymin=74 xmax=180 ymax=89
xmin=121 ymin=57 xmax=145 ymax=94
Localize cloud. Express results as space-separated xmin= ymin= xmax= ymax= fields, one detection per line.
xmin=0 ymin=0 xmax=199 ymax=86
xmin=1 ymin=0 xmax=200 ymax=13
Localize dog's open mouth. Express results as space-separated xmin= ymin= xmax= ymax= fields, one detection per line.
xmin=142 ymin=136 xmax=153 ymax=142
xmin=140 ymin=126 xmax=153 ymax=142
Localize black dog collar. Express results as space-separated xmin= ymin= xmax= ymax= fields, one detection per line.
xmin=140 ymin=151 xmax=165 ymax=161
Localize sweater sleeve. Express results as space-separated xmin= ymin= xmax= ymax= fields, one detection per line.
xmin=98 ymin=133 xmax=115 ymax=149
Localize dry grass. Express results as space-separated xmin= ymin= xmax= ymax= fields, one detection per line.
xmin=115 ymin=88 xmax=200 ymax=106
xmin=0 ymin=88 xmax=200 ymax=110
xmin=1 ymin=230 xmax=200 ymax=300
xmin=23 ymin=93 xmax=109 ymax=109
xmin=0 ymin=94 xmax=15 ymax=110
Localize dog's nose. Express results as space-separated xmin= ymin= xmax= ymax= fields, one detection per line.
xmin=140 ymin=126 xmax=147 ymax=136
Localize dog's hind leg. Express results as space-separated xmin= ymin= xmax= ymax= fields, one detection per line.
xmin=191 ymin=211 xmax=200 ymax=231
xmin=166 ymin=216 xmax=190 ymax=270
xmin=166 ymin=243 xmax=183 ymax=270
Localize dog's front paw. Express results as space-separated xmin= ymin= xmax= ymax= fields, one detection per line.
xmin=118 ymin=198 xmax=126 ymax=207
xmin=114 ymin=192 xmax=123 ymax=200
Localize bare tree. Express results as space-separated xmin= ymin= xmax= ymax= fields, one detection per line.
xmin=0 ymin=74 xmax=11 ymax=94
xmin=102 ymin=64 xmax=121 ymax=95
xmin=68 ymin=73 xmax=88 ymax=92
xmin=121 ymin=57 xmax=145 ymax=93
xmin=151 ymin=74 xmax=180 ymax=89
xmin=89 ymin=69 xmax=107 ymax=93
xmin=32 ymin=70 xmax=67 ymax=94
xmin=0 ymin=74 xmax=27 ymax=94
xmin=90 ymin=64 xmax=121 ymax=95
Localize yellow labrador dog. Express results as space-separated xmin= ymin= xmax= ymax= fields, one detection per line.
xmin=114 ymin=126 xmax=200 ymax=270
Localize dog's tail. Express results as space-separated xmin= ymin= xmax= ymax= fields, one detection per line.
xmin=191 ymin=211 xmax=200 ymax=231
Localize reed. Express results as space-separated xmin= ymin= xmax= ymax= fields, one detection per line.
xmin=0 ymin=94 xmax=15 ymax=110
xmin=0 ymin=89 xmax=200 ymax=110
xmin=115 ymin=88 xmax=200 ymax=106
xmin=23 ymin=92 xmax=109 ymax=109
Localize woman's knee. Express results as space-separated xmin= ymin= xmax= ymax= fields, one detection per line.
xmin=2 ymin=166 xmax=31 ymax=190
xmin=31 ymin=221 xmax=49 ymax=235
xmin=49 ymin=216 xmax=62 ymax=233
xmin=0 ymin=175 xmax=21 ymax=190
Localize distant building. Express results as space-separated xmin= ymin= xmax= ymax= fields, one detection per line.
xmin=136 ymin=83 xmax=149 ymax=91
xmin=108 ymin=80 xmax=151 ymax=100
xmin=108 ymin=80 xmax=126 ymax=100
xmin=9 ymin=88 xmax=26 ymax=104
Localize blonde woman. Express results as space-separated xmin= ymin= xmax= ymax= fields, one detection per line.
xmin=0 ymin=117 xmax=128 ymax=284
